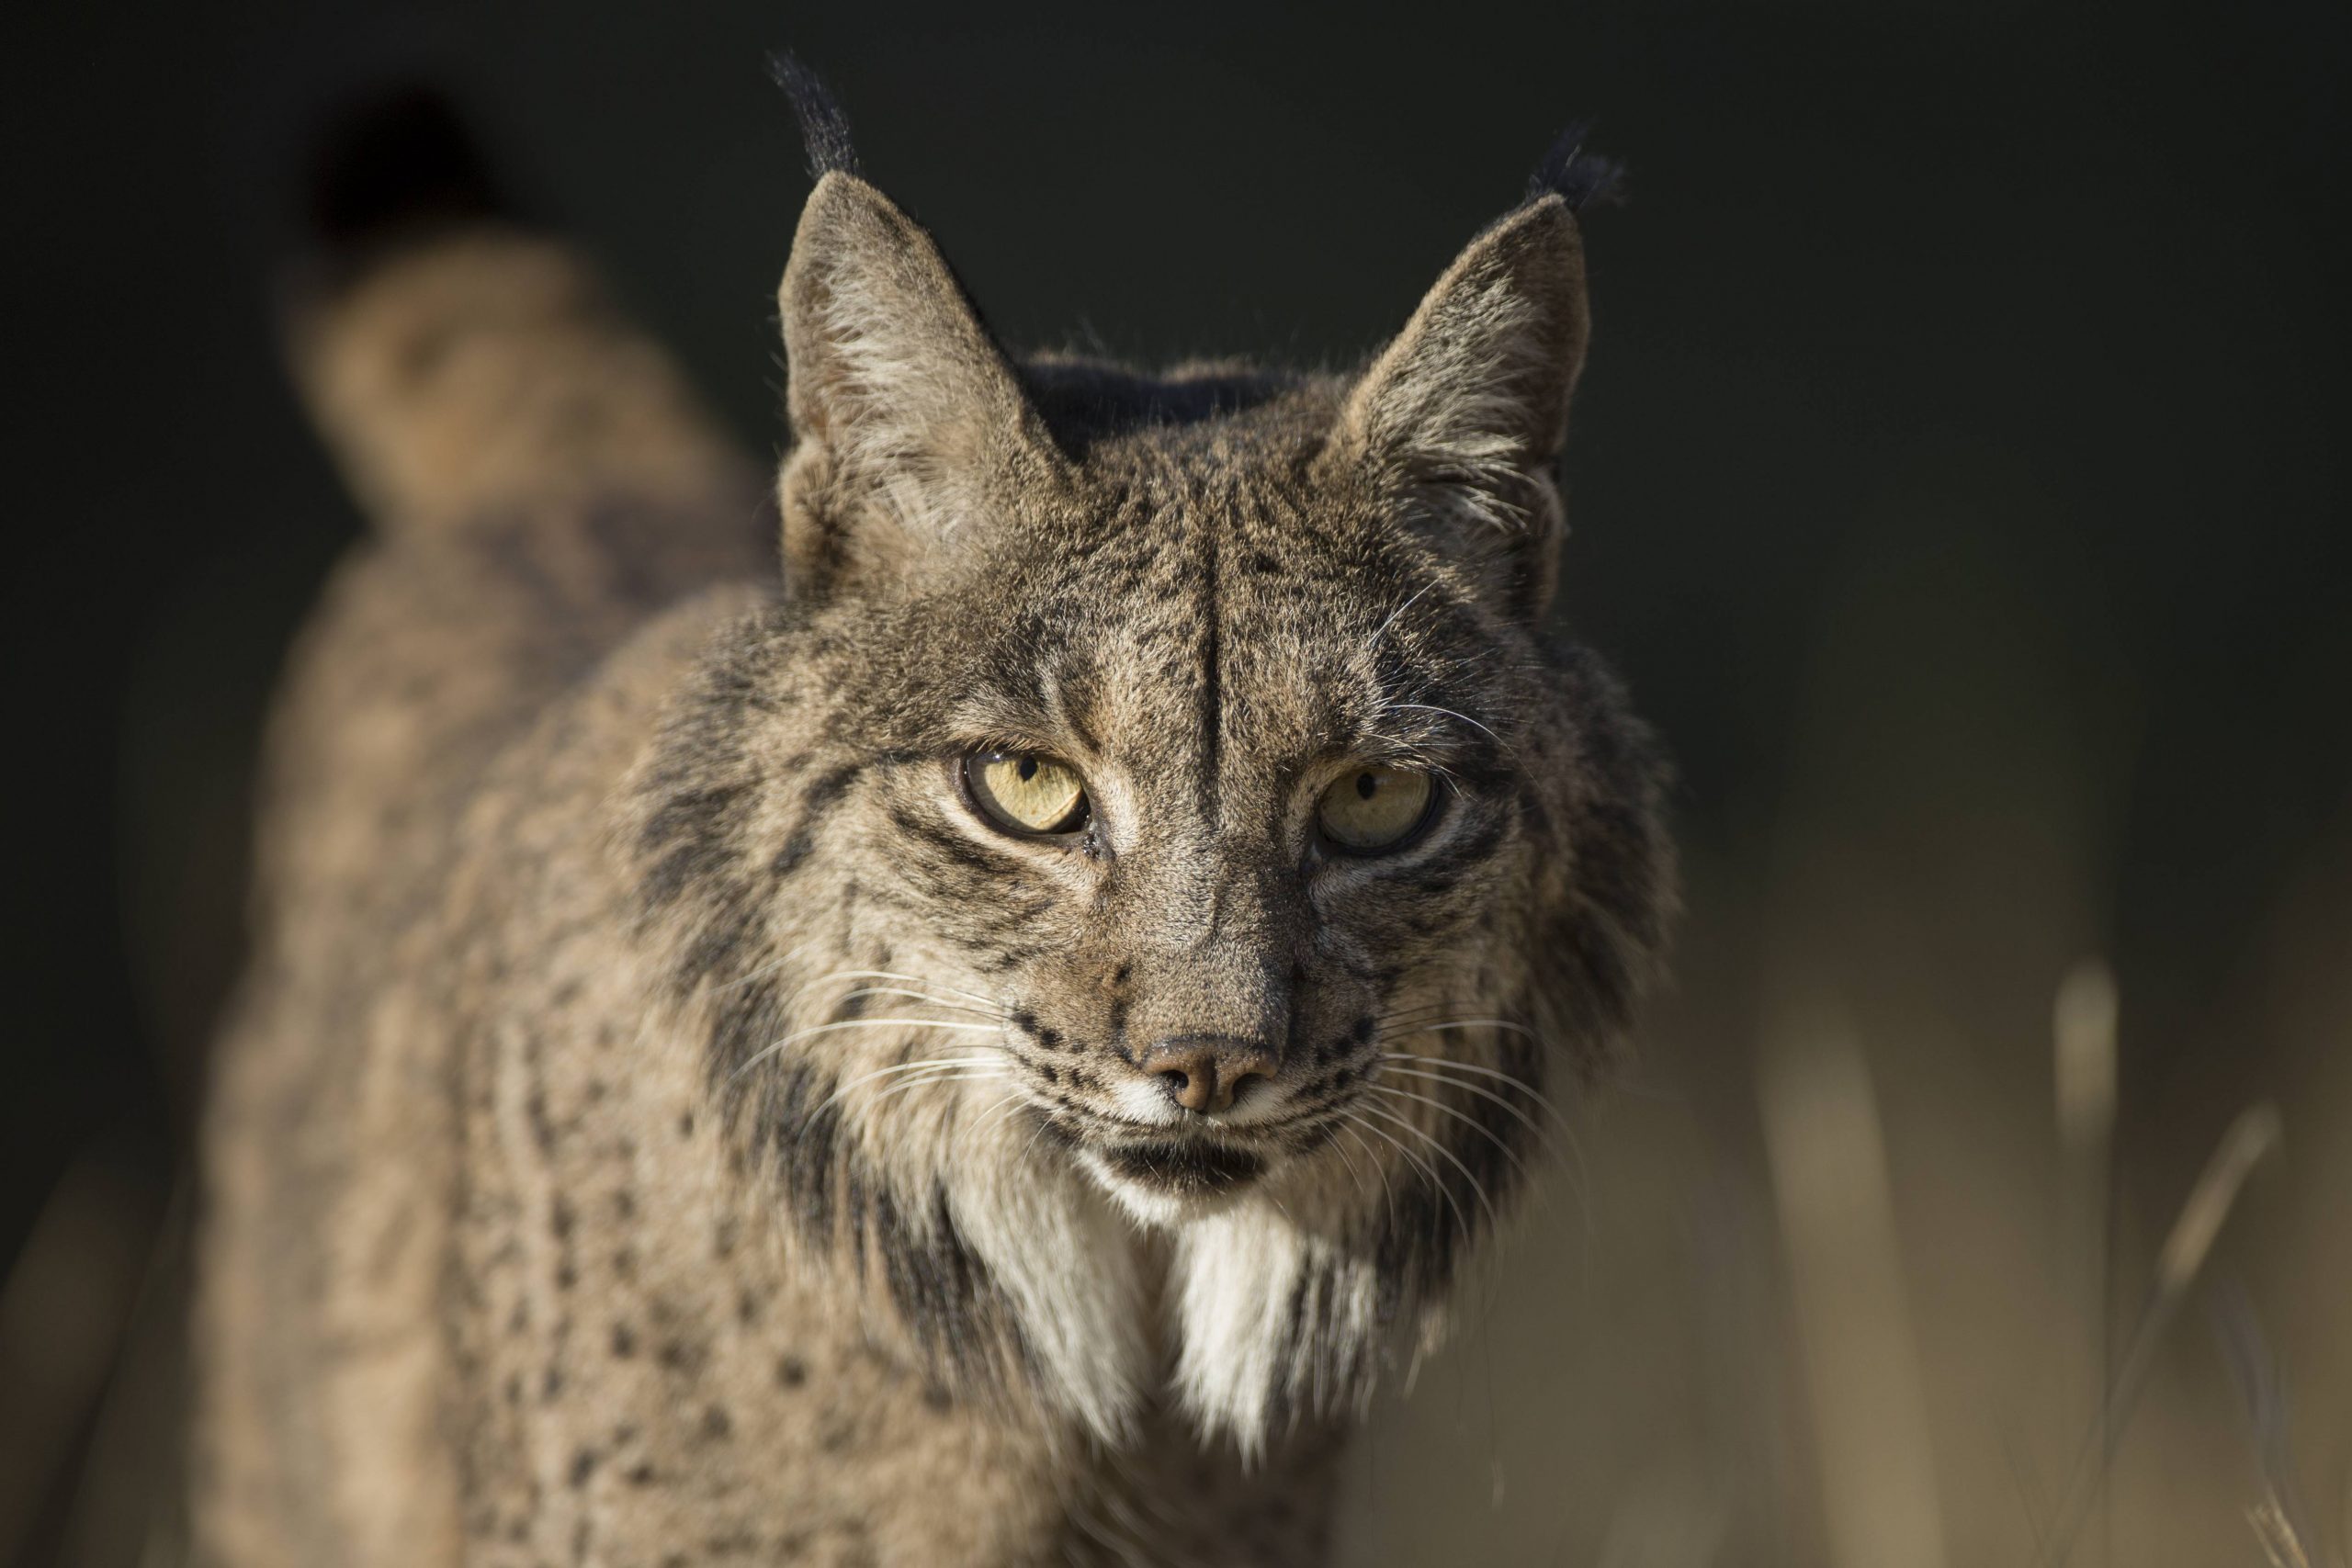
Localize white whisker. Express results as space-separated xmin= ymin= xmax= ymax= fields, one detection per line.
xmin=1384 ymin=702 xmax=1523 ymax=771
xmin=1378 ymin=1063 xmax=1554 ymax=1144
xmin=775 ymin=1054 xmax=1005 ymax=1122
xmin=1365 ymin=1082 xmax=1537 ymax=1189
xmin=1379 ymin=1052 xmax=1576 ymax=1136
xmin=1393 ymin=1018 xmax=1545 ymax=1043
xmin=865 ymin=1068 xmax=1007 ymax=1111
xmin=965 ymin=1089 xmax=1034 ymax=1145
xmin=1323 ymin=1122 xmax=1374 ymax=1207
xmin=1356 ymin=1100 xmax=1500 ymax=1236
xmin=1365 ymin=579 xmax=1442 ymax=651
xmin=711 ymin=936 xmax=830 ymax=995
xmin=1339 ymin=1108 xmax=1469 ymax=1247
xmin=801 ymin=969 xmax=1001 ymax=1008
xmin=731 ymin=1018 xmax=1004 ymax=1082
xmin=1337 ymin=1122 xmax=1401 ymax=1236
xmin=836 ymin=986 xmax=1007 ymax=1019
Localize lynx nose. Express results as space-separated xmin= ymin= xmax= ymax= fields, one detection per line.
xmin=1138 ymin=1034 xmax=1276 ymax=1115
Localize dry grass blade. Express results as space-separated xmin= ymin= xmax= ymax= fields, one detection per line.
xmin=2251 ymin=1498 xmax=2317 ymax=1568
xmin=2211 ymin=1280 xmax=2335 ymax=1568
xmin=2052 ymin=961 xmax=2119 ymax=1152
xmin=1758 ymin=1010 xmax=1950 ymax=1568
xmin=2156 ymin=1106 xmax=2282 ymax=1296
xmin=2037 ymin=1101 xmax=2285 ymax=1567
xmin=0 ymin=1155 xmax=156 ymax=1562
xmin=2051 ymin=958 xmax=2118 ymax=1555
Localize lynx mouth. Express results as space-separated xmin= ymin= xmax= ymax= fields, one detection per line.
xmin=1097 ymin=1138 xmax=1265 ymax=1197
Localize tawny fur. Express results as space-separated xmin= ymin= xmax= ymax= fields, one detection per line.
xmin=192 ymin=140 xmax=1672 ymax=1567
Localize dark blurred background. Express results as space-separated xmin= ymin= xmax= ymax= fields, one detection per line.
xmin=6 ymin=2 xmax=2346 ymax=1564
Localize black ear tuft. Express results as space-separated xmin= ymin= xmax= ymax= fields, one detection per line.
xmin=767 ymin=52 xmax=863 ymax=180
xmin=307 ymin=85 xmax=509 ymax=254
xmin=1526 ymin=119 xmax=1623 ymax=214
xmin=290 ymin=84 xmax=514 ymax=302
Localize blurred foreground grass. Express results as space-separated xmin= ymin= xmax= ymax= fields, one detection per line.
xmin=1338 ymin=530 xmax=2351 ymax=1566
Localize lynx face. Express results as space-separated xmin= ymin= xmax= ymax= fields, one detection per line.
xmin=628 ymin=164 xmax=1670 ymax=1449
xmin=849 ymin=440 xmax=1576 ymax=1229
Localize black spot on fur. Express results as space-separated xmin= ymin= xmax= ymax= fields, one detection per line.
xmin=803 ymin=761 xmax=863 ymax=811
xmin=769 ymin=829 xmax=816 ymax=878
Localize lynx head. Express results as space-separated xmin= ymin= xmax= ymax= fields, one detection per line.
xmin=628 ymin=87 xmax=1671 ymax=1455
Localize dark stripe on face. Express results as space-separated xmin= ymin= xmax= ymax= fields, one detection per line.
xmin=868 ymin=1183 xmax=1028 ymax=1387
xmin=635 ymin=784 xmax=750 ymax=911
xmin=802 ymin=761 xmax=865 ymax=811
xmin=705 ymin=969 xmax=782 ymax=1084
xmin=883 ymin=802 xmax=1028 ymax=880
xmin=760 ymin=1061 xmax=843 ymax=1240
xmin=1065 ymin=703 xmax=1099 ymax=756
xmin=1197 ymin=519 xmax=1223 ymax=818
xmin=1379 ymin=809 xmax=1510 ymax=903
xmin=769 ymin=761 xmax=869 ymax=880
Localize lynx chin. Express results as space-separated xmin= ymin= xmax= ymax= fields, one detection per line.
xmin=192 ymin=66 xmax=1674 ymax=1568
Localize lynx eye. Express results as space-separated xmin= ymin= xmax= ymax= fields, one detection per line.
xmin=962 ymin=751 xmax=1091 ymax=838
xmin=1317 ymin=765 xmax=1436 ymax=853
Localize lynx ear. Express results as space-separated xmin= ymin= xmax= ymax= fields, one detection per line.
xmin=1323 ymin=194 xmax=1590 ymax=620
xmin=777 ymin=172 xmax=1062 ymax=598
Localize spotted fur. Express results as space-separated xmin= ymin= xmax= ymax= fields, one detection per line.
xmin=193 ymin=85 xmax=1673 ymax=1568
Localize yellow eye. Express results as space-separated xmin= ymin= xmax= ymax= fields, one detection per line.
xmin=964 ymin=752 xmax=1091 ymax=837
xmin=1317 ymin=765 xmax=1436 ymax=853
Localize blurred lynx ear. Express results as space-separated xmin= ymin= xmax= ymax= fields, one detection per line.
xmin=775 ymin=171 xmax=1064 ymax=598
xmin=1322 ymin=192 xmax=1592 ymax=620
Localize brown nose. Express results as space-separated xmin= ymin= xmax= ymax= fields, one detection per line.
xmin=1137 ymin=1034 xmax=1277 ymax=1114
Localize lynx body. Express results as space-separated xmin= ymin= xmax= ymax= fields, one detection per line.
xmin=192 ymin=87 xmax=1671 ymax=1567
